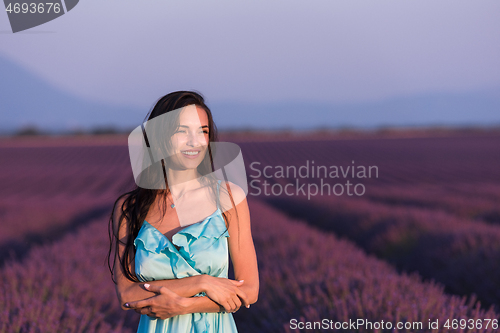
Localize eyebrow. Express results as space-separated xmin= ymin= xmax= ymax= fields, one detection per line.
xmin=178 ymin=125 xmax=209 ymax=129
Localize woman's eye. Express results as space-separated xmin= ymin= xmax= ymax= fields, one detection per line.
xmin=176 ymin=129 xmax=208 ymax=135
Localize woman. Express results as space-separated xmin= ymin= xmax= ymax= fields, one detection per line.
xmin=107 ymin=91 xmax=259 ymax=333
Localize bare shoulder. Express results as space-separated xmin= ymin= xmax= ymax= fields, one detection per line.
xmin=219 ymin=180 xmax=247 ymax=210
xmin=219 ymin=180 xmax=250 ymax=229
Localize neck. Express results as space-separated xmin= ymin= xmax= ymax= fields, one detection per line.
xmin=166 ymin=168 xmax=202 ymax=199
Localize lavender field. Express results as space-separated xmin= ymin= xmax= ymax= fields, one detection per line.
xmin=1 ymin=131 xmax=499 ymax=332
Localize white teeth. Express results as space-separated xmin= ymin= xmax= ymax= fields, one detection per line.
xmin=182 ymin=151 xmax=199 ymax=156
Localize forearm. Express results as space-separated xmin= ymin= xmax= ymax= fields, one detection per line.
xmin=148 ymin=276 xmax=206 ymax=298
xmin=182 ymin=284 xmax=258 ymax=314
xmin=181 ymin=295 xmax=225 ymax=314
xmin=120 ymin=275 xmax=204 ymax=307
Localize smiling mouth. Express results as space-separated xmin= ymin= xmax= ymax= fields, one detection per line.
xmin=181 ymin=150 xmax=200 ymax=156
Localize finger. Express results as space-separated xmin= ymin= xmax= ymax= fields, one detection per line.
xmin=141 ymin=306 xmax=155 ymax=316
xmin=223 ymin=297 xmax=236 ymax=313
xmin=222 ymin=301 xmax=233 ymax=313
xmin=230 ymin=279 xmax=244 ymax=286
xmin=231 ymin=294 xmax=242 ymax=312
xmin=126 ymin=299 xmax=153 ymax=309
xmin=138 ymin=307 xmax=152 ymax=315
xmin=143 ymin=283 xmax=162 ymax=294
xmin=159 ymin=286 xmax=179 ymax=297
xmin=229 ymin=297 xmax=240 ymax=313
xmin=145 ymin=284 xmax=178 ymax=298
xmin=234 ymin=287 xmax=250 ymax=308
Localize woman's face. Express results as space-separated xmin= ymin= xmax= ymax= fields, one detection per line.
xmin=169 ymin=105 xmax=210 ymax=171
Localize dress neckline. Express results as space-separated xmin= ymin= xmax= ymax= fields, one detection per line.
xmin=143 ymin=207 xmax=221 ymax=245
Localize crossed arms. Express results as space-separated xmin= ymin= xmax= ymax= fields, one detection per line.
xmin=112 ymin=189 xmax=259 ymax=320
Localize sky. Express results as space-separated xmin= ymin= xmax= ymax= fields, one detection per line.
xmin=1 ymin=0 xmax=499 ymax=131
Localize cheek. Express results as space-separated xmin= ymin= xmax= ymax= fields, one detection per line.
xmin=171 ymin=136 xmax=184 ymax=148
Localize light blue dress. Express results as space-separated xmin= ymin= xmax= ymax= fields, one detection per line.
xmin=134 ymin=180 xmax=238 ymax=333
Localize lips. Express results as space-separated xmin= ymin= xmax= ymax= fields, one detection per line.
xmin=181 ymin=150 xmax=201 ymax=158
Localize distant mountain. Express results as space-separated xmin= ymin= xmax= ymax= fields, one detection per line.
xmin=2 ymin=53 xmax=499 ymax=134
xmin=210 ymin=88 xmax=500 ymax=131
xmin=0 ymin=54 xmax=144 ymax=134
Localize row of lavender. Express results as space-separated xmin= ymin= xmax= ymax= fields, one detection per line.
xmin=233 ymin=134 xmax=500 ymax=312
xmin=360 ymin=183 xmax=500 ymax=224
xmin=0 ymin=145 xmax=131 ymax=201
xmin=0 ymin=145 xmax=133 ymax=263
xmin=1 ymin=198 xmax=498 ymax=332
xmin=266 ymin=194 xmax=500 ymax=312
xmin=235 ymin=134 xmax=500 ymax=186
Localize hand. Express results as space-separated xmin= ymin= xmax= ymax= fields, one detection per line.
xmin=200 ymin=276 xmax=250 ymax=313
xmin=125 ymin=284 xmax=189 ymax=320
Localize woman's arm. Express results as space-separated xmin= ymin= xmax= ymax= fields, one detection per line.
xmin=197 ymin=185 xmax=259 ymax=313
xmin=127 ymin=283 xmax=230 ymax=318
xmin=223 ymin=182 xmax=260 ymax=305
xmin=119 ymin=275 xmax=246 ymax=310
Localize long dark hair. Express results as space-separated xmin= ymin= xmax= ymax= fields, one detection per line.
xmin=107 ymin=90 xmax=237 ymax=284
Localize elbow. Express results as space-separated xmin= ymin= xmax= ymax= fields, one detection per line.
xmin=251 ymin=294 xmax=258 ymax=305
xmin=118 ymin=294 xmax=129 ymax=311
xmin=249 ymin=286 xmax=259 ymax=305
xmin=117 ymin=289 xmax=132 ymax=311
xmin=119 ymin=300 xmax=130 ymax=311
xmin=119 ymin=297 xmax=133 ymax=311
